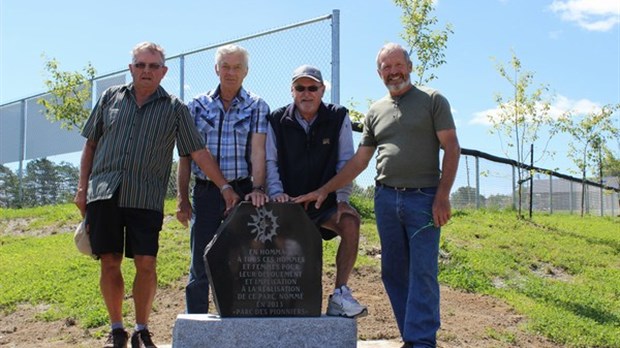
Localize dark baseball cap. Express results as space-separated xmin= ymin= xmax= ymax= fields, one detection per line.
xmin=291 ymin=65 xmax=323 ymax=84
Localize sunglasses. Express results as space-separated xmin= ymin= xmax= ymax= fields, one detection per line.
xmin=294 ymin=85 xmax=320 ymax=92
xmin=133 ymin=62 xmax=163 ymax=70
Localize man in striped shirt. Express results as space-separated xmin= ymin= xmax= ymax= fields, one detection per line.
xmin=75 ymin=42 xmax=238 ymax=348
xmin=176 ymin=44 xmax=270 ymax=314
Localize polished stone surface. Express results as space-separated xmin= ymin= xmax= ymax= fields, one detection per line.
xmin=205 ymin=202 xmax=323 ymax=317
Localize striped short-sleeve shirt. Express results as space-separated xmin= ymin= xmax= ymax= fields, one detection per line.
xmin=81 ymin=83 xmax=205 ymax=212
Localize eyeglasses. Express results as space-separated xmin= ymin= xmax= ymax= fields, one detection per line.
xmin=133 ymin=62 xmax=163 ymax=70
xmin=294 ymin=85 xmax=320 ymax=92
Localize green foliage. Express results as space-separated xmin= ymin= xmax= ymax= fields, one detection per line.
xmin=556 ymin=104 xmax=619 ymax=179
xmin=0 ymin=202 xmax=80 ymax=231
xmin=555 ymin=104 xmax=620 ymax=216
xmin=350 ymin=193 xmax=375 ymax=221
xmin=490 ymin=52 xmax=554 ymax=163
xmin=485 ymin=327 xmax=516 ymax=344
xmin=440 ymin=210 xmax=620 ymax=347
xmin=0 ymin=234 xmax=110 ymax=327
xmin=0 ymin=165 xmax=19 ymax=208
xmin=393 ymin=0 xmax=453 ymax=85
xmin=38 ymin=55 xmax=96 ymax=131
xmin=346 ymin=97 xmax=375 ymax=126
xmin=346 ymin=98 xmax=366 ymax=124
xmin=1 ymin=159 xmax=80 ymax=208
xmin=3 ymin=204 xmax=619 ymax=346
xmin=489 ymin=52 xmax=554 ymax=217
xmin=602 ymin=148 xmax=620 ymax=177
xmin=0 ymin=200 xmax=381 ymax=331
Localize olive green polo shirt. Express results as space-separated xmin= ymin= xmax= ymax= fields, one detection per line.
xmin=360 ymin=85 xmax=455 ymax=188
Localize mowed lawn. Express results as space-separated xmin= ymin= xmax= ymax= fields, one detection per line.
xmin=1 ymin=201 xmax=618 ymax=347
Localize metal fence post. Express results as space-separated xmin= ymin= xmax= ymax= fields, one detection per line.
xmin=549 ymin=173 xmax=553 ymax=214
xmin=17 ymin=100 xmax=26 ymax=206
xmin=583 ymin=185 xmax=590 ymax=214
xmin=512 ymin=164 xmax=516 ymax=210
xmin=600 ymin=185 xmax=604 ymax=216
xmin=331 ymin=9 xmax=340 ymax=105
xmin=179 ymin=55 xmax=185 ymax=101
xmin=475 ymin=156 xmax=480 ymax=209
xmin=569 ymin=180 xmax=574 ymax=215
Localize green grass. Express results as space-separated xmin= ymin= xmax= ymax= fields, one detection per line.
xmin=1 ymin=202 xmax=619 ymax=347
xmin=439 ymin=210 xmax=620 ymax=347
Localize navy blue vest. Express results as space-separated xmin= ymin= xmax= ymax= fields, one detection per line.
xmin=268 ymin=102 xmax=347 ymax=219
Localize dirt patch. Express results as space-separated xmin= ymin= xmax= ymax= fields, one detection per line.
xmin=0 ymin=268 xmax=562 ymax=348
xmin=0 ymin=219 xmax=561 ymax=347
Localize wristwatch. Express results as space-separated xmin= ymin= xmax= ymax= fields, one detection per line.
xmin=220 ymin=184 xmax=233 ymax=193
xmin=252 ymin=185 xmax=265 ymax=193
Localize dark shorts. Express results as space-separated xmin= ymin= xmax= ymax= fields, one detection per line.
xmin=86 ymin=192 xmax=163 ymax=259
xmin=312 ymin=205 xmax=339 ymax=241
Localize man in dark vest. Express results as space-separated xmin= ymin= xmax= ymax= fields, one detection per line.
xmin=266 ymin=65 xmax=367 ymax=319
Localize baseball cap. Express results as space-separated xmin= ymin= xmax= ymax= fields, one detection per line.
xmin=292 ymin=65 xmax=323 ymax=84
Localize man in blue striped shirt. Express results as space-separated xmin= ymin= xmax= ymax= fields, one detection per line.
xmin=176 ymin=44 xmax=270 ymax=314
xmin=75 ymin=42 xmax=239 ymax=348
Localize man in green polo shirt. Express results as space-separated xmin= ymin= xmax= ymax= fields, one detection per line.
xmin=294 ymin=42 xmax=460 ymax=348
xmin=74 ymin=42 xmax=239 ymax=348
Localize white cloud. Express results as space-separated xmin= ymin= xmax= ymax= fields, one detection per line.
xmin=471 ymin=107 xmax=500 ymax=126
xmin=551 ymin=95 xmax=601 ymax=116
xmin=549 ymin=0 xmax=620 ymax=32
xmin=470 ymin=95 xmax=602 ymax=126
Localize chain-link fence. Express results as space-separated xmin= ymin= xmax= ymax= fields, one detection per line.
xmin=448 ymin=150 xmax=619 ymax=216
xmin=2 ymin=10 xmax=618 ymax=216
xmin=347 ymin=134 xmax=619 ymax=217
xmin=1 ymin=12 xmax=338 ymax=206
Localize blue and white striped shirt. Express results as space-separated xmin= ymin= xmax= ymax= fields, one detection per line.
xmin=187 ymin=86 xmax=269 ymax=181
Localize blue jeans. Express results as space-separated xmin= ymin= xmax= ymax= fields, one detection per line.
xmin=185 ymin=182 xmax=226 ymax=313
xmin=374 ymin=186 xmax=440 ymax=348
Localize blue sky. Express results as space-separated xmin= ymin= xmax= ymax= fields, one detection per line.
xmin=1 ymin=0 xmax=619 ymax=176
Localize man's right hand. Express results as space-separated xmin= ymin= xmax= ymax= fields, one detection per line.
xmin=176 ymin=198 xmax=192 ymax=227
xmin=292 ymin=188 xmax=328 ymax=210
xmin=221 ymin=187 xmax=241 ymax=215
xmin=74 ymin=188 xmax=87 ymax=218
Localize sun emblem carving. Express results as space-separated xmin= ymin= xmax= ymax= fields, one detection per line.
xmin=247 ymin=207 xmax=279 ymax=243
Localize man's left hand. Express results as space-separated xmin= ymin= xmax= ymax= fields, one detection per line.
xmin=245 ymin=191 xmax=269 ymax=207
xmin=432 ymin=196 xmax=452 ymax=227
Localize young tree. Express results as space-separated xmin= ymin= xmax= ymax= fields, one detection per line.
xmin=38 ymin=55 xmax=96 ymax=131
xmin=556 ymin=104 xmax=620 ymax=216
xmin=22 ymin=158 xmax=60 ymax=207
xmin=602 ymin=148 xmax=620 ymax=178
xmin=56 ymin=161 xmax=79 ymax=203
xmin=0 ymin=165 xmax=19 ymax=208
xmin=393 ymin=0 xmax=453 ymax=85
xmin=488 ymin=52 xmax=553 ymax=218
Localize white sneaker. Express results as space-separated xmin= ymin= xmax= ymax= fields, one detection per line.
xmin=326 ymin=285 xmax=368 ymax=318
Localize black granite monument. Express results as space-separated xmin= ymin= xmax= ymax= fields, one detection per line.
xmin=205 ymin=202 xmax=323 ymax=317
